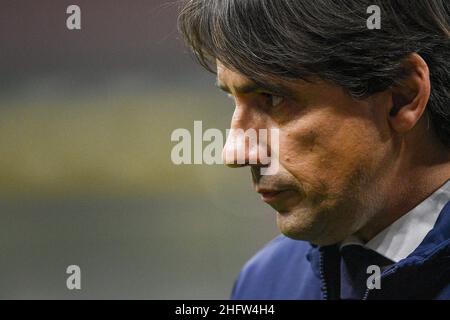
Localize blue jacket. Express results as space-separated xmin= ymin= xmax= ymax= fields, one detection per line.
xmin=231 ymin=201 xmax=450 ymax=300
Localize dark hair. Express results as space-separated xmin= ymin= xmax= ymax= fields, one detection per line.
xmin=178 ymin=0 xmax=450 ymax=147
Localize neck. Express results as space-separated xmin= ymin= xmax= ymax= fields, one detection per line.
xmin=357 ymin=125 xmax=450 ymax=243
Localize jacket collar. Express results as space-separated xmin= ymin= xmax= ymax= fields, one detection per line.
xmin=307 ymin=199 xmax=450 ymax=299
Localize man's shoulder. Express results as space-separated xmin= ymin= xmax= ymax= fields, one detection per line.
xmin=243 ymin=235 xmax=311 ymax=272
xmin=231 ymin=235 xmax=322 ymax=300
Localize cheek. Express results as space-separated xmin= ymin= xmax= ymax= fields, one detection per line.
xmin=279 ymin=114 xmax=381 ymax=196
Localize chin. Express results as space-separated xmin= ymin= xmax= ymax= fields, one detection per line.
xmin=276 ymin=210 xmax=348 ymax=246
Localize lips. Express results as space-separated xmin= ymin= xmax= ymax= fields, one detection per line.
xmin=259 ymin=190 xmax=283 ymax=198
xmin=257 ymin=189 xmax=293 ymax=204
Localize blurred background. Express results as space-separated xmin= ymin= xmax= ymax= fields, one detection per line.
xmin=0 ymin=0 xmax=278 ymax=299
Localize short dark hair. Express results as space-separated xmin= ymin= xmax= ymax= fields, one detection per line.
xmin=178 ymin=0 xmax=450 ymax=147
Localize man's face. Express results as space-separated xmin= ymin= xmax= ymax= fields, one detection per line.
xmin=217 ymin=62 xmax=395 ymax=245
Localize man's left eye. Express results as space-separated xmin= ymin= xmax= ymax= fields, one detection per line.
xmin=263 ymin=94 xmax=284 ymax=108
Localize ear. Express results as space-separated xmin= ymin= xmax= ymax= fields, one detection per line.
xmin=389 ymin=53 xmax=431 ymax=133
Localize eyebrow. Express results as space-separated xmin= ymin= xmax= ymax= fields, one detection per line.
xmin=216 ymin=80 xmax=296 ymax=98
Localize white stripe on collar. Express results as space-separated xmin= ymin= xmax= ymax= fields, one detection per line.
xmin=341 ymin=179 xmax=450 ymax=263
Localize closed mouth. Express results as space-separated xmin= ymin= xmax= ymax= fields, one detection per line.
xmin=257 ymin=189 xmax=293 ymax=204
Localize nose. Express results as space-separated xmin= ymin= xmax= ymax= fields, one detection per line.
xmin=222 ymin=107 xmax=271 ymax=168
